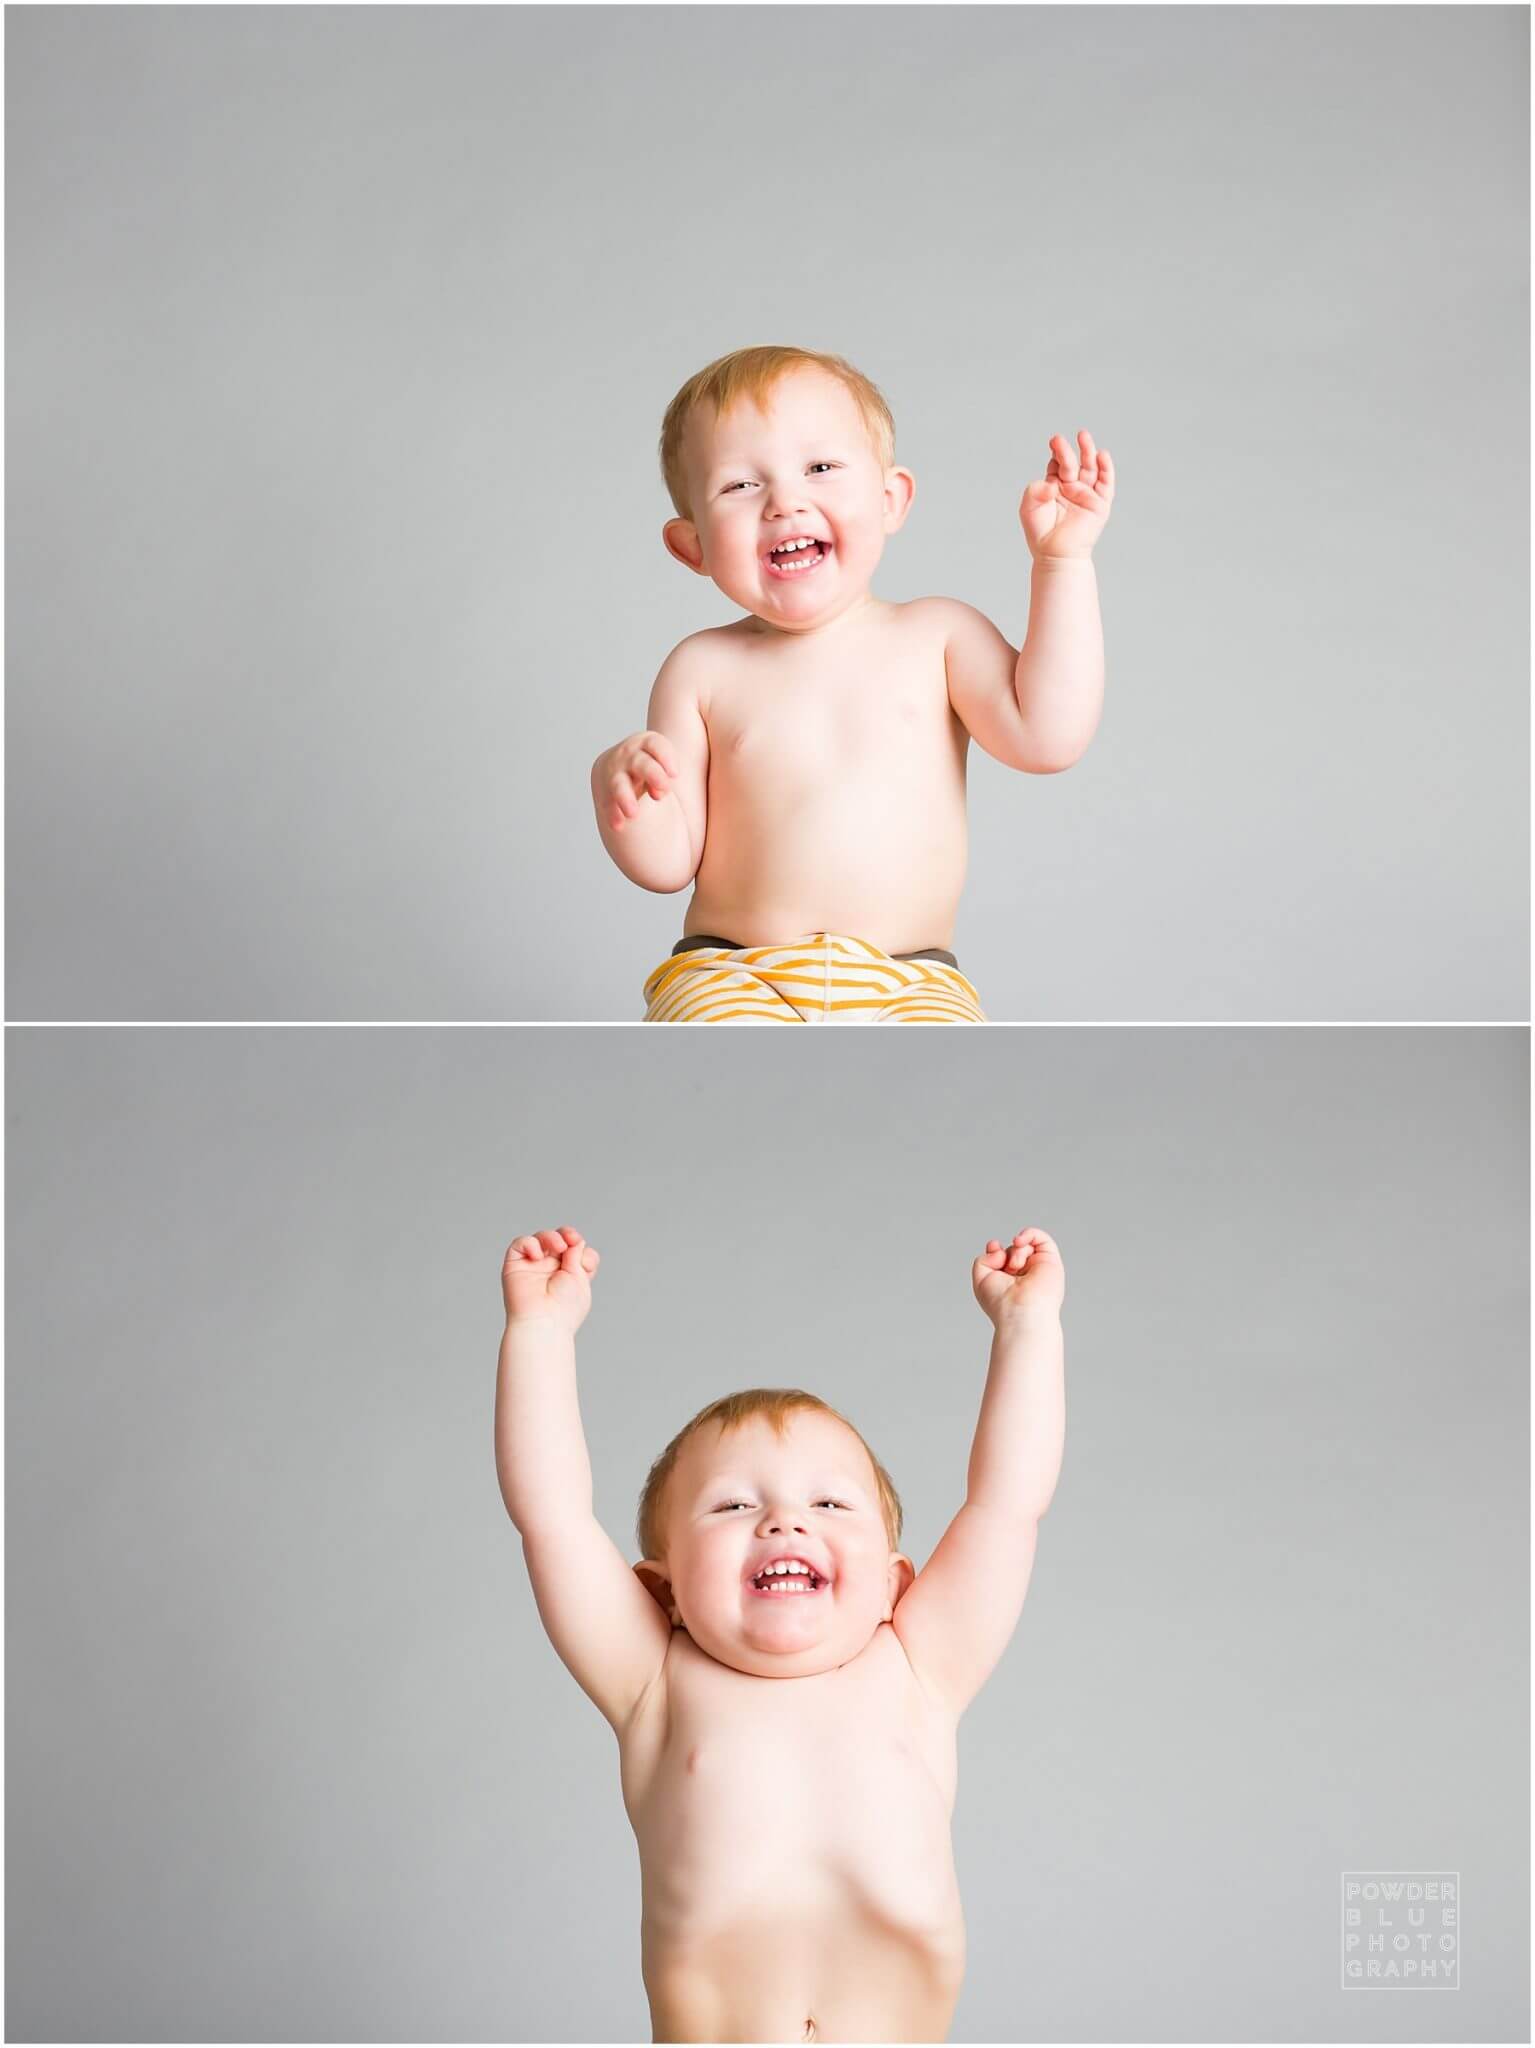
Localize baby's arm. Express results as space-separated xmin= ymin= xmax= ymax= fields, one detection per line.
xmin=939 ymin=430 xmax=1113 ymax=773
xmin=495 ymin=1228 xmax=671 ymax=1731
xmin=890 ymin=1231 xmax=1067 ymax=1717
xmin=590 ymin=637 xmax=710 ymax=893
xmin=938 ymin=568 xmax=1103 ymax=774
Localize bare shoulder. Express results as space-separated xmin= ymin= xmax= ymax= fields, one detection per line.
xmin=690 ymin=618 xmax=760 ymax=654
xmin=676 ymin=620 xmax=752 ymax=683
xmin=901 ymin=595 xmax=963 ymax=622
xmin=903 ymin=594 xmax=1001 ymax=640
xmin=666 ymin=625 xmax=731 ymax=668
xmin=649 ymin=630 xmax=720 ymax=719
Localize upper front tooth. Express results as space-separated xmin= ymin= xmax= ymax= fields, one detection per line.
xmin=766 ymin=1561 xmax=809 ymax=1574
xmin=774 ymin=538 xmax=814 ymax=552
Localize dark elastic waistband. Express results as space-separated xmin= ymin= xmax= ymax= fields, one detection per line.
xmin=673 ymin=933 xmax=960 ymax=971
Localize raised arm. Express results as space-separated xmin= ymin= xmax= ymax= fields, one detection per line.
xmin=496 ymin=1229 xmax=671 ymax=1732
xmin=939 ymin=429 xmax=1114 ymax=773
xmin=591 ymin=636 xmax=711 ymax=893
xmin=891 ymin=1231 xmax=1067 ymax=1717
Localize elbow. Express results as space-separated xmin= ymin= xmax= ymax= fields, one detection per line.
xmin=634 ymin=837 xmax=704 ymax=895
xmin=1013 ymin=742 xmax=1086 ymax=776
xmin=635 ymin=870 xmax=698 ymax=897
xmin=1012 ymin=724 xmax=1099 ymax=775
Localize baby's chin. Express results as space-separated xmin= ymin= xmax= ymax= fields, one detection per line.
xmin=699 ymin=1611 xmax=881 ymax=1676
xmin=715 ymin=557 xmax=880 ymax=630
xmin=714 ymin=1638 xmax=866 ymax=1678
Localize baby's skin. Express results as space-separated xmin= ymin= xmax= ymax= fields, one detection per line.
xmin=592 ymin=363 xmax=1114 ymax=956
xmin=495 ymin=1226 xmax=1067 ymax=2043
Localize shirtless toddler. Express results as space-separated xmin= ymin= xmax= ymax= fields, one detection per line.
xmin=591 ymin=345 xmax=1114 ymax=1021
xmin=495 ymin=1224 xmax=1067 ymax=2043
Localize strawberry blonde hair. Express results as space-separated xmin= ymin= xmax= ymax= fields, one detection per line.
xmin=658 ymin=345 xmax=898 ymax=524
xmin=635 ymin=1388 xmax=904 ymax=1565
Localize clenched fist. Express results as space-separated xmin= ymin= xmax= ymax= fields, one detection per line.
xmin=971 ymin=1229 xmax=1065 ymax=1326
xmin=503 ymin=1227 xmax=601 ymax=1332
xmin=593 ymin=731 xmax=679 ymax=832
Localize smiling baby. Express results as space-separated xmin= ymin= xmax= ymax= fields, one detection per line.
xmin=495 ymin=1224 xmax=1067 ymax=2041
xmin=591 ymin=345 xmax=1115 ymax=1022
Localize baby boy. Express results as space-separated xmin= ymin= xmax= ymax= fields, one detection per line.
xmin=591 ymin=345 xmax=1115 ymax=1022
xmin=495 ymin=1224 xmax=1067 ymax=2042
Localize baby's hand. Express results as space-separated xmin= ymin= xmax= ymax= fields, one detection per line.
xmin=502 ymin=1227 xmax=601 ymax=1332
xmin=596 ymin=731 xmax=679 ymax=831
xmin=971 ymin=1229 xmax=1066 ymax=1326
xmin=1019 ymin=431 xmax=1114 ymax=560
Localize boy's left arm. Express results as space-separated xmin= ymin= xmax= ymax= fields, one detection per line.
xmin=892 ymin=1231 xmax=1067 ymax=1716
xmin=938 ymin=429 xmax=1114 ymax=774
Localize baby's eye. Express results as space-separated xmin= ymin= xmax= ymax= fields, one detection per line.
xmin=723 ymin=463 xmax=838 ymax=493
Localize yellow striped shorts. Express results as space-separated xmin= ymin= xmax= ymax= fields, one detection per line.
xmin=641 ymin=932 xmax=986 ymax=1024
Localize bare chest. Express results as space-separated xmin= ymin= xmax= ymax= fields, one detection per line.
xmin=702 ymin=602 xmax=964 ymax=787
xmin=620 ymin=1625 xmax=961 ymax=1943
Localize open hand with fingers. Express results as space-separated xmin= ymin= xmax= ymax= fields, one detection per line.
xmin=502 ymin=1226 xmax=602 ymax=1332
xmin=971 ymin=1229 xmax=1066 ymax=1327
xmin=1019 ymin=431 xmax=1115 ymax=561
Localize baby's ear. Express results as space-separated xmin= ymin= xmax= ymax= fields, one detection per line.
xmin=661 ymin=520 xmax=706 ymax=574
xmin=885 ymin=1553 xmax=918 ymax=1618
xmin=882 ymin=466 xmax=916 ymax=529
xmin=634 ymin=1559 xmax=679 ymax=1623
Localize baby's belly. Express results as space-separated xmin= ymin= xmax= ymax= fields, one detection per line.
xmin=688 ymin=760 xmax=968 ymax=955
xmin=642 ymin=1909 xmax=965 ymax=2043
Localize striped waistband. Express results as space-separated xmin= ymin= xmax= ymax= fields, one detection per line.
xmin=673 ymin=932 xmax=960 ymax=971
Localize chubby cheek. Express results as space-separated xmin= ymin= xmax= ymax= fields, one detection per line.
xmin=701 ymin=522 xmax=752 ymax=568
xmin=705 ymin=1561 xmax=753 ymax=1611
xmin=841 ymin=1558 xmax=898 ymax=1618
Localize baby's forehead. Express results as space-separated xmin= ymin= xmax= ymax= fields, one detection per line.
xmin=691 ymin=370 xmax=860 ymax=456
xmin=681 ymin=1412 xmax=870 ymax=1485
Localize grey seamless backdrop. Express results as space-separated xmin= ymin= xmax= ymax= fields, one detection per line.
xmin=5 ymin=1026 xmax=1529 ymax=2041
xmin=5 ymin=6 xmax=1529 ymax=1022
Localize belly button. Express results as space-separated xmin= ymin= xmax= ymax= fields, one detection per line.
xmin=803 ymin=2020 xmax=815 ymax=2042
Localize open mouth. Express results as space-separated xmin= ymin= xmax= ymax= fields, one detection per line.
xmin=747 ymin=1569 xmax=828 ymax=1596
xmin=763 ymin=540 xmax=832 ymax=580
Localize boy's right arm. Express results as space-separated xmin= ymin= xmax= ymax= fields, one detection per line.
xmin=496 ymin=1235 xmax=671 ymax=1733
xmin=591 ymin=636 xmax=710 ymax=893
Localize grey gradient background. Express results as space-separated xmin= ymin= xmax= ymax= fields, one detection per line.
xmin=5 ymin=6 xmax=1529 ymax=1023
xmin=6 ymin=1025 xmax=1529 ymax=2040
